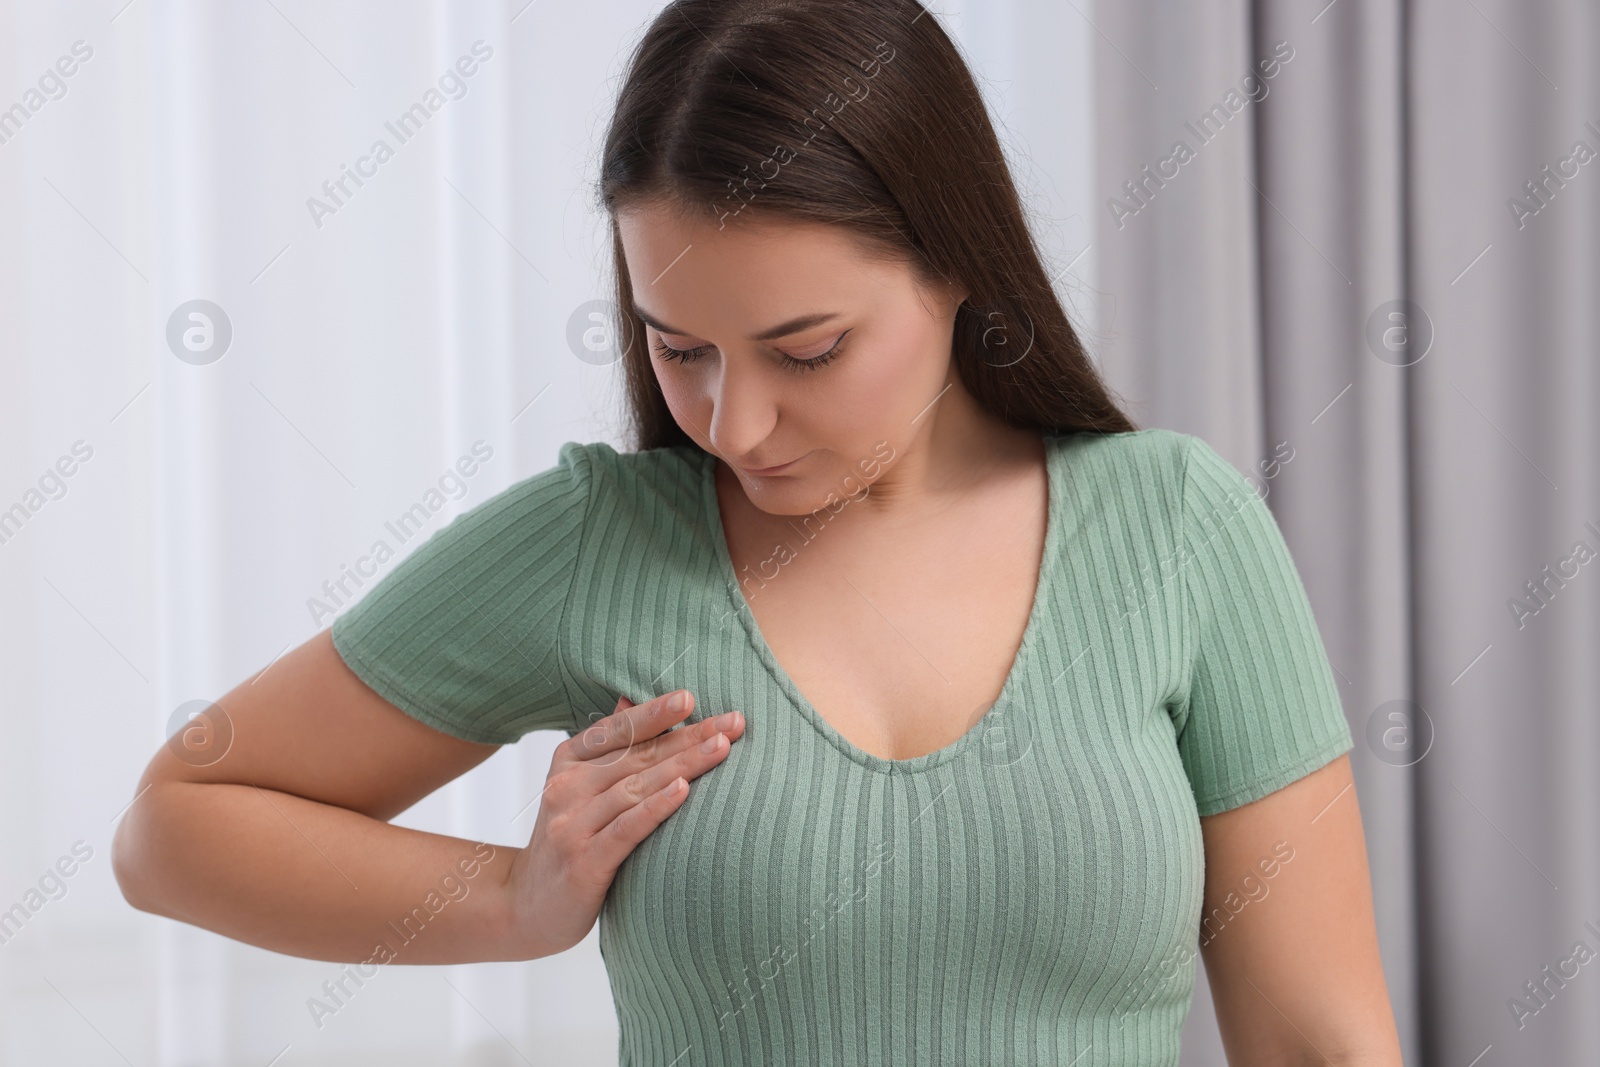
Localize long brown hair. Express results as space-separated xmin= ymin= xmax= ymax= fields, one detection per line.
xmin=598 ymin=0 xmax=1137 ymax=453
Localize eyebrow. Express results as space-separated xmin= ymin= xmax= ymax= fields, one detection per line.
xmin=631 ymin=305 xmax=842 ymax=342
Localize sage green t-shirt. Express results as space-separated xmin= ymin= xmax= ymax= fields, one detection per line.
xmin=330 ymin=427 xmax=1354 ymax=1066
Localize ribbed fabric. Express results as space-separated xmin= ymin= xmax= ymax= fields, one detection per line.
xmin=330 ymin=427 xmax=1353 ymax=1066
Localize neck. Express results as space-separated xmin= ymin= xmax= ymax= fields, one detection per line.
xmin=850 ymin=376 xmax=1040 ymax=520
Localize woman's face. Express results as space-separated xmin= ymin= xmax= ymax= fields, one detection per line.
xmin=616 ymin=200 xmax=968 ymax=516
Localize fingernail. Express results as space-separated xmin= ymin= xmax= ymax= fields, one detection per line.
xmin=666 ymin=691 xmax=686 ymax=714
xmin=700 ymin=734 xmax=724 ymax=754
xmin=713 ymin=711 xmax=740 ymax=729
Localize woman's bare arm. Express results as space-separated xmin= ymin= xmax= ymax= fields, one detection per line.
xmin=110 ymin=628 xmax=742 ymax=965
xmin=1198 ymin=754 xmax=1404 ymax=1066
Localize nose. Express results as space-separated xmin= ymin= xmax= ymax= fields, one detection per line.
xmin=706 ymin=351 xmax=779 ymax=460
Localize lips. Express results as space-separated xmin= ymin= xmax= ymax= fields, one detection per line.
xmin=738 ymin=452 xmax=808 ymax=476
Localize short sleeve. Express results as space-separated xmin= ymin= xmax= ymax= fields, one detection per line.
xmin=329 ymin=442 xmax=593 ymax=745
xmin=1172 ymin=434 xmax=1353 ymax=816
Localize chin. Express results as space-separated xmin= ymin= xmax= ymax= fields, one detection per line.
xmin=738 ymin=469 xmax=870 ymax=520
xmin=735 ymin=474 xmax=820 ymax=516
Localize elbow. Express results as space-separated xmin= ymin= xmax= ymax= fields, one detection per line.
xmin=1322 ymin=1045 xmax=1404 ymax=1067
xmin=110 ymin=783 xmax=170 ymax=917
xmin=110 ymin=804 xmax=151 ymax=913
xmin=1296 ymin=1034 xmax=1404 ymax=1067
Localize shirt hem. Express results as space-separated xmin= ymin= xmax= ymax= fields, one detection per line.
xmin=1191 ymin=731 xmax=1354 ymax=817
xmin=329 ymin=625 xmax=519 ymax=747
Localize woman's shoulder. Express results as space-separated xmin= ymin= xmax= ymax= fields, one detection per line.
xmin=1049 ymin=425 xmax=1195 ymax=493
xmin=556 ymin=438 xmax=705 ymax=475
xmin=551 ymin=439 xmax=708 ymax=516
xmin=384 ymin=440 xmax=707 ymax=568
xmin=1047 ymin=426 xmax=1268 ymax=540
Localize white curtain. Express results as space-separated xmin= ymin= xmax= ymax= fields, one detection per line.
xmin=0 ymin=2 xmax=1099 ymax=1063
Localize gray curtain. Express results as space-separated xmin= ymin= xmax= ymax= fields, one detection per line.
xmin=1091 ymin=2 xmax=1599 ymax=1064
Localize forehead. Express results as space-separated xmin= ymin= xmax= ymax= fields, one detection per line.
xmin=616 ymin=203 xmax=905 ymax=329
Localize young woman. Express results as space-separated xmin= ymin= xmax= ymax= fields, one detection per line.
xmin=113 ymin=1 xmax=1402 ymax=1063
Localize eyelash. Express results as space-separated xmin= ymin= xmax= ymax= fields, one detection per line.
xmin=651 ymin=331 xmax=848 ymax=372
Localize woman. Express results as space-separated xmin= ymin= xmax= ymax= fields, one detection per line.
xmin=112 ymin=1 xmax=1403 ymax=1063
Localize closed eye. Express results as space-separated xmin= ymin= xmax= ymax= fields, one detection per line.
xmin=777 ymin=330 xmax=849 ymax=371
xmin=651 ymin=330 xmax=850 ymax=373
xmin=650 ymin=338 xmax=714 ymax=364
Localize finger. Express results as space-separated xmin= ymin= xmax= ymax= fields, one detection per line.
xmin=565 ymin=693 xmax=636 ymax=746
xmin=594 ymin=707 xmax=745 ymax=781
xmin=586 ymin=771 xmax=694 ymax=869
xmin=562 ymin=689 xmax=694 ymax=766
xmin=577 ymin=714 xmax=743 ymax=835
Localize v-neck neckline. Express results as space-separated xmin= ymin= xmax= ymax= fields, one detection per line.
xmin=699 ymin=434 xmax=1062 ymax=775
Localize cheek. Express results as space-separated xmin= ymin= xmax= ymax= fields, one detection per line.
xmin=838 ymin=330 xmax=943 ymax=416
xmin=651 ymin=361 xmax=706 ymax=414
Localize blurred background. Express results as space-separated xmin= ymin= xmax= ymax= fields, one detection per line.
xmin=1 ymin=0 xmax=1596 ymax=1064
